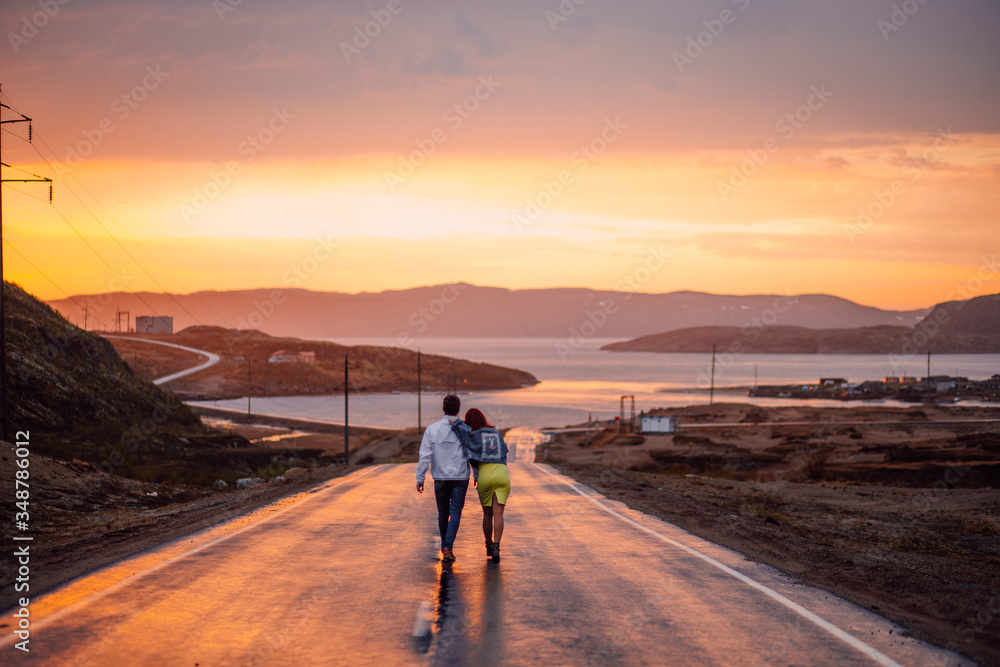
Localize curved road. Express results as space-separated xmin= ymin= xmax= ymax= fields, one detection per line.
xmin=1 ymin=463 xmax=968 ymax=665
xmin=103 ymin=335 xmax=221 ymax=385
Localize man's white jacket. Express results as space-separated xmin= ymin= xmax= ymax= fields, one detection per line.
xmin=416 ymin=415 xmax=471 ymax=484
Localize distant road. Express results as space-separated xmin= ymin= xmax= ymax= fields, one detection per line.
xmin=102 ymin=335 xmax=220 ymax=385
xmin=0 ymin=464 xmax=968 ymax=665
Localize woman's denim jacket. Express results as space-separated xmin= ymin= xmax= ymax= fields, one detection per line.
xmin=451 ymin=420 xmax=508 ymax=466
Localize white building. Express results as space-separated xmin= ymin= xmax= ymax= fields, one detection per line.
xmin=135 ymin=316 xmax=173 ymax=334
xmin=268 ymin=350 xmax=296 ymax=363
xmin=640 ymin=416 xmax=678 ymax=434
xmin=268 ymin=350 xmax=317 ymax=364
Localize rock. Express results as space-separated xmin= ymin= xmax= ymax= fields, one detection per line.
xmin=235 ymin=477 xmax=260 ymax=489
xmin=213 ymin=480 xmax=228 ymax=491
xmin=282 ymin=467 xmax=307 ymax=478
xmin=272 ymin=476 xmax=287 ymax=484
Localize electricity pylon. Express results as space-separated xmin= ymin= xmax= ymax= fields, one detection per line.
xmin=1 ymin=84 xmax=53 ymax=441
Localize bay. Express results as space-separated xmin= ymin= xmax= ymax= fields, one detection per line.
xmin=189 ymin=337 xmax=1000 ymax=430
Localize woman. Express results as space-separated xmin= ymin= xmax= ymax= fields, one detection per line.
xmin=452 ymin=408 xmax=509 ymax=562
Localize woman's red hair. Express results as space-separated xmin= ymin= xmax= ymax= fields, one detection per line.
xmin=464 ymin=408 xmax=493 ymax=430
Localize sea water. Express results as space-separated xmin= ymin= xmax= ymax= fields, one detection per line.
xmin=188 ymin=338 xmax=1000 ymax=430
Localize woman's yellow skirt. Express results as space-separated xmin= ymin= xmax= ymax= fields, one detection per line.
xmin=477 ymin=463 xmax=510 ymax=506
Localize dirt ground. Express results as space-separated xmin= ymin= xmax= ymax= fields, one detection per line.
xmin=545 ymin=403 xmax=1000 ymax=666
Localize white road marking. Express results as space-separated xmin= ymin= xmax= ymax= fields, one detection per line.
xmin=0 ymin=466 xmax=378 ymax=648
xmin=533 ymin=463 xmax=903 ymax=667
xmin=102 ymin=335 xmax=221 ymax=385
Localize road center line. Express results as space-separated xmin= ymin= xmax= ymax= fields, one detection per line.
xmin=0 ymin=466 xmax=378 ymax=647
xmin=532 ymin=463 xmax=902 ymax=667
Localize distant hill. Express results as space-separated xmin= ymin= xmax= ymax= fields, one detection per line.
xmin=46 ymin=285 xmax=929 ymax=339
xmin=601 ymin=293 xmax=1000 ymax=354
xmin=107 ymin=326 xmax=539 ymax=400
xmin=601 ymin=325 xmax=1000 ymax=354
xmin=924 ymin=294 xmax=1000 ymax=338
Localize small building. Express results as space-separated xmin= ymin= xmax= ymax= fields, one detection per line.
xmin=884 ymin=376 xmax=919 ymax=386
xmin=640 ymin=416 xmax=678 ymax=434
xmin=268 ymin=350 xmax=296 ymax=364
xmin=135 ymin=316 xmax=173 ymax=334
xmin=819 ymin=378 xmax=848 ymax=388
xmin=269 ymin=350 xmax=317 ymax=364
xmin=982 ymin=374 xmax=1000 ymax=391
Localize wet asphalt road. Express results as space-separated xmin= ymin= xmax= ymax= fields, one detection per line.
xmin=1 ymin=464 xmax=971 ymax=666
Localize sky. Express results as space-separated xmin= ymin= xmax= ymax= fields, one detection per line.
xmin=1 ymin=0 xmax=999 ymax=310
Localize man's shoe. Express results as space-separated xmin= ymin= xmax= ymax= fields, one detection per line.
xmin=441 ymin=549 xmax=456 ymax=562
xmin=490 ymin=542 xmax=500 ymax=563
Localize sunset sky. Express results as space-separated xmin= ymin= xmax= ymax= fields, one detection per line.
xmin=1 ymin=0 xmax=998 ymax=310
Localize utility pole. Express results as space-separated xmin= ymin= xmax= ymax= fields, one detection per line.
xmin=1 ymin=85 xmax=52 ymax=442
xmin=417 ymin=349 xmax=422 ymax=432
xmin=709 ymin=343 xmax=717 ymax=405
xmin=247 ymin=358 xmax=252 ymax=417
xmin=450 ymin=359 xmax=456 ymax=394
xmin=341 ymin=354 xmax=361 ymax=465
xmin=344 ymin=355 xmax=350 ymax=465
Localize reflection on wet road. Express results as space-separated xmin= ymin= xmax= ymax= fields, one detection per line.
xmin=502 ymin=427 xmax=543 ymax=463
xmin=1 ymin=464 xmax=969 ymax=665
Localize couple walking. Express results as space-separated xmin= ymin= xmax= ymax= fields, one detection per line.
xmin=415 ymin=394 xmax=510 ymax=563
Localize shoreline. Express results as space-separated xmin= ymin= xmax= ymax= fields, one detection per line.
xmin=189 ymin=404 xmax=401 ymax=436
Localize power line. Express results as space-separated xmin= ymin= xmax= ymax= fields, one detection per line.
xmin=53 ymin=156 xmax=236 ymax=326
xmin=2 ymin=184 xmax=49 ymax=203
xmin=44 ymin=199 xmax=163 ymax=318
xmin=3 ymin=88 xmax=230 ymax=328
xmin=1 ymin=92 xmax=240 ymax=333
xmin=19 ymin=118 xmax=238 ymax=336
xmin=3 ymin=238 xmax=112 ymax=330
xmin=19 ymin=138 xmax=210 ymax=322
xmin=2 ymin=89 xmax=250 ymax=359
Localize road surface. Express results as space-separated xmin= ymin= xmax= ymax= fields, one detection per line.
xmin=103 ymin=335 xmax=221 ymax=385
xmin=1 ymin=464 xmax=968 ymax=666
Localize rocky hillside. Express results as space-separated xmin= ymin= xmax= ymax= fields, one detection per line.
xmin=5 ymin=281 xmax=200 ymax=449
xmin=2 ymin=283 xmax=318 ymax=486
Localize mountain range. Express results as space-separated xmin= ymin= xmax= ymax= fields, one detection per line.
xmin=47 ymin=284 xmax=931 ymax=340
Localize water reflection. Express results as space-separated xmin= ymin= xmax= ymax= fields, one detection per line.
xmin=472 ymin=561 xmax=505 ymax=666
xmin=433 ymin=563 xmax=467 ymax=664
xmin=503 ymin=427 xmax=547 ymax=463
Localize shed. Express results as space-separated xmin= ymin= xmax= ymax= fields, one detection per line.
xmin=640 ymin=416 xmax=678 ymax=434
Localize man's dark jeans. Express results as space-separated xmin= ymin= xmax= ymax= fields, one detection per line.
xmin=434 ymin=479 xmax=469 ymax=552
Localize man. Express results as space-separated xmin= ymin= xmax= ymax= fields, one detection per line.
xmin=416 ymin=394 xmax=470 ymax=562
